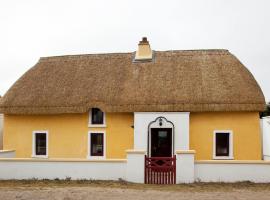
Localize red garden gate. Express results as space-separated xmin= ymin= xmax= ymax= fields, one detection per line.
xmin=144 ymin=155 xmax=176 ymax=184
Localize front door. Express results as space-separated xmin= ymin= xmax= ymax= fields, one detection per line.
xmin=150 ymin=128 xmax=172 ymax=157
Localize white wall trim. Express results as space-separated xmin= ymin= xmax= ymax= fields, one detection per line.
xmin=88 ymin=109 xmax=106 ymax=128
xmin=213 ymin=130 xmax=233 ymax=160
xmin=32 ymin=130 xmax=49 ymax=158
xmin=87 ymin=131 xmax=106 ymax=160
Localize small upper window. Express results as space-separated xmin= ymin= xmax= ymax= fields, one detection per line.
xmin=32 ymin=131 xmax=48 ymax=158
xmin=89 ymin=108 xmax=106 ymax=127
xmin=213 ymin=131 xmax=233 ymax=159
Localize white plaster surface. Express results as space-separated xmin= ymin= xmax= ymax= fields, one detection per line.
xmin=176 ymin=152 xmax=195 ymax=183
xmin=126 ymin=151 xmax=146 ymax=183
xmin=0 ymin=150 xmax=15 ymax=158
xmin=261 ymin=117 xmax=270 ymax=160
xmin=195 ymin=162 xmax=270 ymax=183
xmin=1 ymin=158 xmax=270 ymax=182
xmin=134 ymin=112 xmax=190 ymax=153
xmin=0 ymin=160 xmax=126 ymax=180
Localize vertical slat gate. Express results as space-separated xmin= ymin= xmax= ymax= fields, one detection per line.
xmin=145 ymin=155 xmax=176 ymax=184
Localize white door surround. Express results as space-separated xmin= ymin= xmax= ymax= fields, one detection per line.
xmin=134 ymin=112 xmax=190 ymax=153
xmin=148 ymin=117 xmax=174 ymax=157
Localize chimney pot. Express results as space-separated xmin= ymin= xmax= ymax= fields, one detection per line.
xmin=135 ymin=37 xmax=153 ymax=61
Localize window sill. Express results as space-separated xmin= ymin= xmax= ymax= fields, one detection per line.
xmin=31 ymin=155 xmax=48 ymax=159
xmin=88 ymin=124 xmax=107 ymax=128
xmin=213 ymin=156 xmax=234 ymax=160
xmin=87 ymin=156 xmax=106 ymax=160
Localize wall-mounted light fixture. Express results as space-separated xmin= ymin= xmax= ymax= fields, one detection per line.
xmin=159 ymin=118 xmax=163 ymax=126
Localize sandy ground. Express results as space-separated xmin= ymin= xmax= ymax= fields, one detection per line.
xmin=1 ymin=181 xmax=270 ymax=200
xmin=1 ymin=186 xmax=270 ymax=200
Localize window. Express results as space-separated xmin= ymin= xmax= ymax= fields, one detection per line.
xmin=88 ymin=131 xmax=106 ymax=159
xmin=213 ymin=130 xmax=233 ymax=159
xmin=32 ymin=131 xmax=48 ymax=158
xmin=89 ymin=108 xmax=106 ymax=127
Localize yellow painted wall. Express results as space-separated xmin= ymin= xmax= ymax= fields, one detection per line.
xmin=3 ymin=111 xmax=262 ymax=160
xmin=3 ymin=113 xmax=134 ymax=159
xmin=190 ymin=112 xmax=262 ymax=160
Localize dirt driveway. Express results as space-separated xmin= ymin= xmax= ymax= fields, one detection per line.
xmin=1 ymin=180 xmax=270 ymax=200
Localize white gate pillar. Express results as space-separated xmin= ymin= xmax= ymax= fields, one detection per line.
xmin=126 ymin=149 xmax=146 ymax=183
xmin=176 ymin=150 xmax=195 ymax=183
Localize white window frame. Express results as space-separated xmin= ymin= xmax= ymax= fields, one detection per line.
xmin=213 ymin=130 xmax=234 ymax=160
xmin=87 ymin=131 xmax=106 ymax=160
xmin=32 ymin=130 xmax=49 ymax=158
xmin=88 ymin=108 xmax=106 ymax=128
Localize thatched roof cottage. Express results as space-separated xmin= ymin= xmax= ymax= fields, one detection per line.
xmin=0 ymin=38 xmax=267 ymax=183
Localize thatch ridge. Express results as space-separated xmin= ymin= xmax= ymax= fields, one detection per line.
xmin=39 ymin=49 xmax=229 ymax=62
xmin=0 ymin=49 xmax=265 ymax=114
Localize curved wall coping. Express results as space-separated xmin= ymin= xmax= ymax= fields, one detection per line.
xmin=0 ymin=158 xmax=127 ymax=162
xmin=176 ymin=150 xmax=196 ymax=154
xmin=196 ymin=160 xmax=270 ymax=164
xmin=126 ymin=149 xmax=146 ymax=154
xmin=0 ymin=150 xmax=15 ymax=153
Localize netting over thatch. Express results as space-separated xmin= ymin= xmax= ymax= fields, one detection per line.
xmin=0 ymin=50 xmax=265 ymax=114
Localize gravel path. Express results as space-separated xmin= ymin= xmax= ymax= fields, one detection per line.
xmin=1 ymin=186 xmax=270 ymax=200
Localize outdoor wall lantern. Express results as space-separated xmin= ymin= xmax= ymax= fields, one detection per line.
xmin=159 ymin=118 xmax=163 ymax=126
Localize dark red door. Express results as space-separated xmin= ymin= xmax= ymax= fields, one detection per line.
xmin=151 ymin=128 xmax=172 ymax=157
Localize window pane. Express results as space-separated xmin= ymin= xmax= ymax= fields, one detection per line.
xmin=216 ymin=133 xmax=229 ymax=156
xmin=35 ymin=133 xmax=47 ymax=155
xmin=91 ymin=108 xmax=104 ymax=124
xmin=91 ymin=133 xmax=104 ymax=156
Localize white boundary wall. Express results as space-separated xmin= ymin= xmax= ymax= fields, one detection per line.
xmin=1 ymin=158 xmax=270 ymax=182
xmin=195 ymin=161 xmax=270 ymax=183
xmin=0 ymin=159 xmax=126 ymax=180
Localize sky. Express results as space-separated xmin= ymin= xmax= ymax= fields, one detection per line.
xmin=0 ymin=0 xmax=269 ymax=101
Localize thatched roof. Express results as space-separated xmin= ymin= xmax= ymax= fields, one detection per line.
xmin=0 ymin=50 xmax=265 ymax=114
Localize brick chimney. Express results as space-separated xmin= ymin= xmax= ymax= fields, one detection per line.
xmin=135 ymin=37 xmax=153 ymax=61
